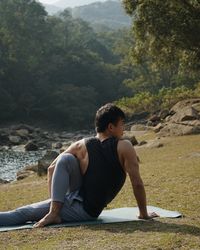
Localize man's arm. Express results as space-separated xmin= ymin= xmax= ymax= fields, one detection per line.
xmin=119 ymin=140 xmax=157 ymax=219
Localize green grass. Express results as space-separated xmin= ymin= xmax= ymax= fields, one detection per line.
xmin=0 ymin=134 xmax=200 ymax=250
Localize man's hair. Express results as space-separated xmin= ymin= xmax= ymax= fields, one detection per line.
xmin=95 ymin=103 xmax=125 ymax=132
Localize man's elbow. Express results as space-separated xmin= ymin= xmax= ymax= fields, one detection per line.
xmin=48 ymin=165 xmax=55 ymax=175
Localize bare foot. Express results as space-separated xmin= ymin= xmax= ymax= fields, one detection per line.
xmin=33 ymin=213 xmax=62 ymax=228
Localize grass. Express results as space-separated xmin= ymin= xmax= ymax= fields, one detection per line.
xmin=0 ymin=133 xmax=200 ymax=250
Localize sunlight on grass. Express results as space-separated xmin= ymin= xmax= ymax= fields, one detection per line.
xmin=0 ymin=134 xmax=200 ymax=249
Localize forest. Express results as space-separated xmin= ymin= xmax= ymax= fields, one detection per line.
xmin=0 ymin=0 xmax=199 ymax=129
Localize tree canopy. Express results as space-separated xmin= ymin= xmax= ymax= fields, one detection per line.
xmin=0 ymin=0 xmax=129 ymax=128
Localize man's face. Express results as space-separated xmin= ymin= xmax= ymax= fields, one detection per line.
xmin=109 ymin=118 xmax=125 ymax=138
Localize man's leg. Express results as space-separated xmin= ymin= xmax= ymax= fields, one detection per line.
xmin=0 ymin=153 xmax=82 ymax=227
xmin=34 ymin=153 xmax=82 ymax=227
xmin=0 ymin=199 xmax=51 ymax=226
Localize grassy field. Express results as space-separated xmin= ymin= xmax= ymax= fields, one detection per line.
xmin=0 ymin=133 xmax=200 ymax=250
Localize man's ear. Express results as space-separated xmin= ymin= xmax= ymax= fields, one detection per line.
xmin=108 ymin=123 xmax=114 ymax=131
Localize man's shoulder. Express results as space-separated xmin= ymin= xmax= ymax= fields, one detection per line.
xmin=118 ymin=138 xmax=133 ymax=148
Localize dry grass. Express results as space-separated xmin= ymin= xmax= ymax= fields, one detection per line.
xmin=0 ymin=133 xmax=200 ymax=250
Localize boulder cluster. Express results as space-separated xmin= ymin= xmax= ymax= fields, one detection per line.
xmin=152 ymin=98 xmax=200 ymax=136
xmin=0 ymin=98 xmax=199 ymax=183
xmin=0 ymin=124 xmax=93 ymax=151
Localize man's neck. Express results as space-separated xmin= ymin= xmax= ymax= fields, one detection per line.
xmin=96 ymin=132 xmax=112 ymax=142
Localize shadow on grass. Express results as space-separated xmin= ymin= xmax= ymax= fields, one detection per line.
xmin=86 ymin=220 xmax=200 ymax=236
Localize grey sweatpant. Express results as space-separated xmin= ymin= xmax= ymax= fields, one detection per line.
xmin=0 ymin=153 xmax=94 ymax=226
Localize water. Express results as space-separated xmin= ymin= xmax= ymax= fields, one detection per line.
xmin=0 ymin=150 xmax=45 ymax=181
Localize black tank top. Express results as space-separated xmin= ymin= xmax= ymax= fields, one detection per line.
xmin=79 ymin=136 xmax=126 ymax=217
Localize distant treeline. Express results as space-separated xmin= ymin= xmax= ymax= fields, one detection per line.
xmin=0 ymin=0 xmax=130 ymax=128
xmin=0 ymin=0 xmax=199 ymax=129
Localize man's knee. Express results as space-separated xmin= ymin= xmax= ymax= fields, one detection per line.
xmin=56 ymin=153 xmax=78 ymax=171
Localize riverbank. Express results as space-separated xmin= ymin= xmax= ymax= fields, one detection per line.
xmin=0 ymin=133 xmax=199 ymax=249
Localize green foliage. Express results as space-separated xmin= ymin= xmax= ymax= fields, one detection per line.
xmin=123 ymin=0 xmax=200 ymax=72
xmin=122 ymin=0 xmax=200 ymax=76
xmin=116 ymin=91 xmax=156 ymax=114
xmin=117 ymin=0 xmax=200 ymax=112
xmin=116 ymin=86 xmax=198 ymax=116
xmin=1 ymin=0 xmax=199 ymax=128
xmin=0 ymin=0 xmax=128 ymax=128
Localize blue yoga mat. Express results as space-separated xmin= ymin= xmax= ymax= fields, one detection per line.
xmin=0 ymin=206 xmax=182 ymax=232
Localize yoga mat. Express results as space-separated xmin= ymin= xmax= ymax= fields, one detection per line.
xmin=0 ymin=206 xmax=182 ymax=232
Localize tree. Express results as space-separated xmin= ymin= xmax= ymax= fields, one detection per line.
xmin=0 ymin=0 xmax=49 ymax=118
xmin=122 ymin=0 xmax=200 ymax=78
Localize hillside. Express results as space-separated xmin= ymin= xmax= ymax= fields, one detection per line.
xmin=53 ymin=0 xmax=109 ymax=8
xmin=71 ymin=0 xmax=131 ymax=30
xmin=43 ymin=3 xmax=62 ymax=14
xmin=42 ymin=0 xmax=131 ymax=30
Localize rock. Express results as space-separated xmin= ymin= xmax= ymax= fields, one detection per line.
xmin=0 ymin=130 xmax=9 ymax=145
xmin=159 ymin=109 xmax=170 ymax=120
xmin=146 ymin=120 xmax=153 ymax=126
xmin=15 ymin=129 xmax=29 ymax=137
xmin=0 ymin=178 xmax=10 ymax=184
xmin=170 ymin=107 xmax=199 ymax=123
xmin=156 ymin=98 xmax=200 ymax=137
xmin=25 ymin=141 xmax=38 ymax=151
xmin=23 ymin=164 xmax=38 ymax=172
xmin=148 ymin=114 xmax=160 ymax=123
xmin=9 ymin=135 xmax=21 ymax=145
xmin=158 ymin=122 xmax=200 ymax=136
xmin=52 ymin=142 xmax=63 ymax=149
xmin=16 ymin=170 xmax=35 ymax=180
xmin=165 ymin=116 xmax=171 ymax=122
xmin=11 ymin=145 xmax=25 ymax=151
xmin=11 ymin=124 xmax=34 ymax=133
xmin=138 ymin=140 xmax=147 ymax=146
xmin=37 ymin=150 xmax=59 ymax=176
xmin=146 ymin=140 xmax=164 ymax=148
xmin=192 ymin=102 xmax=200 ymax=112
xmin=187 ymin=152 xmax=200 ymax=158
xmin=170 ymin=98 xmax=200 ymax=114
xmin=122 ymin=135 xmax=138 ymax=145
xmin=131 ymin=124 xmax=148 ymax=131
xmin=153 ymin=123 xmax=164 ymax=133
xmin=37 ymin=141 xmax=51 ymax=149
xmin=0 ymin=145 xmax=9 ymax=151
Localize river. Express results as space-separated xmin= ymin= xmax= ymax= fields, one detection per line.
xmin=0 ymin=150 xmax=45 ymax=181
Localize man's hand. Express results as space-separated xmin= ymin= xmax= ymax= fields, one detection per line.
xmin=138 ymin=212 xmax=159 ymax=220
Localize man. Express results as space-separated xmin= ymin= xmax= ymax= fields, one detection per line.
xmin=0 ymin=103 xmax=157 ymax=227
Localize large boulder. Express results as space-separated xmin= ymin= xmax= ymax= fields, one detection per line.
xmin=37 ymin=150 xmax=59 ymax=176
xmin=158 ymin=121 xmax=200 ymax=136
xmin=156 ymin=98 xmax=200 ymax=137
xmin=169 ymin=107 xmax=199 ymax=123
